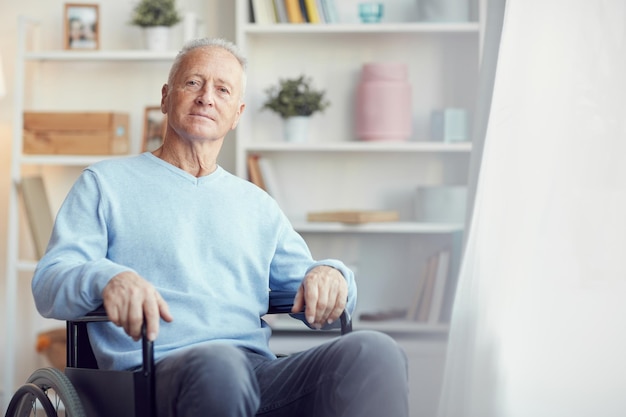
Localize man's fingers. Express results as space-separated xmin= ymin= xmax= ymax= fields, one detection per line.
xmin=105 ymin=302 xmax=121 ymax=327
xmin=291 ymin=287 xmax=305 ymax=314
xmin=303 ymin=283 xmax=319 ymax=327
xmin=314 ymin=287 xmax=331 ymax=326
xmin=127 ymin=301 xmax=145 ymax=341
xmin=328 ymin=290 xmax=348 ymax=324
xmin=142 ymin=293 xmax=174 ymax=341
xmin=143 ymin=297 xmax=160 ymax=341
xmin=159 ymin=297 xmax=174 ymax=323
xmin=102 ymin=273 xmax=171 ymax=342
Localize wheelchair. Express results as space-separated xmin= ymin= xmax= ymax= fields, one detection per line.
xmin=4 ymin=291 xmax=352 ymax=417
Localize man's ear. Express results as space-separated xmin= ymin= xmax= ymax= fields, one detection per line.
xmin=160 ymin=84 xmax=169 ymax=114
xmin=231 ymin=102 xmax=246 ymax=130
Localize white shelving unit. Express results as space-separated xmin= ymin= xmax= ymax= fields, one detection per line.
xmin=2 ymin=16 xmax=178 ymax=409
xmin=23 ymin=50 xmax=177 ymax=61
xmin=235 ymin=0 xmax=483 ymax=328
xmin=234 ymin=3 xmax=484 ymax=414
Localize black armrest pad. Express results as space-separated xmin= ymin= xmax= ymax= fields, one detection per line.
xmin=268 ymin=291 xmax=298 ymax=314
xmin=268 ymin=290 xmax=352 ymax=335
xmin=71 ymin=306 xmax=108 ymax=323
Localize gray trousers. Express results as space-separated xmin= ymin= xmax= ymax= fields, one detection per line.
xmin=154 ymin=330 xmax=409 ymax=417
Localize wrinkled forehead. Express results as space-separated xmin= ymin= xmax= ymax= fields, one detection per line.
xmin=170 ymin=46 xmax=247 ymax=95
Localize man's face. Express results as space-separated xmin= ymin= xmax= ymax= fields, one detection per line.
xmin=161 ymin=46 xmax=245 ymax=143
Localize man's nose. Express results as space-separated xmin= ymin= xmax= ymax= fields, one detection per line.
xmin=196 ymin=86 xmax=214 ymax=106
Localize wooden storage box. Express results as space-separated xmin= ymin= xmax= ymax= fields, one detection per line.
xmin=23 ymin=112 xmax=130 ymax=155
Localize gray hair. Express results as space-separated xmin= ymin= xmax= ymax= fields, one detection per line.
xmin=168 ymin=37 xmax=248 ymax=97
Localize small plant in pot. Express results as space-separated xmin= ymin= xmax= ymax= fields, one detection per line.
xmin=130 ymin=0 xmax=181 ymax=51
xmin=262 ymin=75 xmax=330 ymax=142
xmin=130 ymin=0 xmax=181 ymax=27
xmin=262 ymin=75 xmax=330 ymax=119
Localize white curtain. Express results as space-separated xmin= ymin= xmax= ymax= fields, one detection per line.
xmin=438 ymin=1 xmax=626 ymax=417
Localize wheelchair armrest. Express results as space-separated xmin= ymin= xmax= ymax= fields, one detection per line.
xmin=68 ymin=290 xmax=353 ymax=370
xmin=268 ymin=291 xmax=353 ymax=335
xmin=67 ymin=307 xmax=156 ymax=417
xmin=71 ymin=306 xmax=109 ymax=322
xmin=67 ymin=306 xmax=154 ymax=378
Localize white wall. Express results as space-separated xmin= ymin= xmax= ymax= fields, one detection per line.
xmin=0 ymin=0 xmax=235 ymax=402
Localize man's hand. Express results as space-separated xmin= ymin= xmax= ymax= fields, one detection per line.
xmin=292 ymin=265 xmax=348 ymax=329
xmin=102 ymin=271 xmax=173 ymax=341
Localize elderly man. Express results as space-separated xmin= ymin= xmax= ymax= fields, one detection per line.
xmin=32 ymin=38 xmax=409 ymax=417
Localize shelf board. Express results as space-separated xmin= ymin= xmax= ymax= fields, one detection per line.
xmin=245 ymin=141 xmax=472 ymax=153
xmin=354 ymin=319 xmax=449 ymax=334
xmin=291 ymin=221 xmax=464 ymax=234
xmin=269 ymin=317 xmax=449 ymax=335
xmin=24 ymin=50 xmax=178 ymax=62
xmin=243 ymin=22 xmax=480 ymax=34
xmin=20 ymin=154 xmax=123 ymax=166
xmin=17 ymin=260 xmax=38 ymax=272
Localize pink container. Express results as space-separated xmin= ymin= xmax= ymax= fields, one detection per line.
xmin=355 ymin=62 xmax=412 ymax=141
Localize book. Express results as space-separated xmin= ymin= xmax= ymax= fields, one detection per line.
xmin=247 ymin=154 xmax=267 ymax=191
xmin=250 ymin=0 xmax=262 ymax=23
xmin=319 ymin=0 xmax=331 ymax=22
xmin=439 ymin=233 xmax=463 ymax=323
xmin=249 ymin=0 xmax=257 ymax=22
xmin=320 ymin=0 xmax=339 ymax=23
xmin=298 ymin=0 xmax=310 ymax=22
xmin=267 ymin=0 xmax=279 ymax=22
xmin=251 ymin=0 xmax=275 ymax=24
xmin=20 ymin=176 xmax=54 ymax=259
xmin=314 ymin=0 xmax=326 ymax=23
xmin=257 ymin=155 xmax=284 ymax=206
xmin=428 ymin=250 xmax=451 ymax=324
xmin=416 ymin=254 xmax=439 ymax=322
xmin=307 ymin=210 xmax=399 ymax=224
xmin=285 ymin=0 xmax=305 ymax=23
xmin=405 ymin=258 xmax=431 ymax=320
xmin=304 ymin=0 xmax=322 ymax=23
xmin=273 ymin=0 xmax=289 ymax=23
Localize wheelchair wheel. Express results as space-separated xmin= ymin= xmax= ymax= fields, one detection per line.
xmin=4 ymin=368 xmax=86 ymax=417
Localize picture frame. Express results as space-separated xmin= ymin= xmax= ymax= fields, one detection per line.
xmin=142 ymin=106 xmax=167 ymax=152
xmin=64 ymin=3 xmax=100 ymax=50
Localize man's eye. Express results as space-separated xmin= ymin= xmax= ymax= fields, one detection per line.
xmin=186 ymin=80 xmax=201 ymax=89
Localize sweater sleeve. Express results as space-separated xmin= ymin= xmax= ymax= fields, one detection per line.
xmin=268 ymin=214 xmax=357 ymax=329
xmin=32 ymin=169 xmax=134 ymax=320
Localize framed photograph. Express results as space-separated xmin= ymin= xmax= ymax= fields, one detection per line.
xmin=143 ymin=106 xmax=167 ymax=152
xmin=64 ymin=3 xmax=100 ymax=50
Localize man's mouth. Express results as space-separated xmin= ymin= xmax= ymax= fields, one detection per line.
xmin=190 ymin=113 xmax=214 ymax=121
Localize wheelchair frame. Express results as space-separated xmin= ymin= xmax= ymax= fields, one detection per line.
xmin=4 ymin=291 xmax=352 ymax=417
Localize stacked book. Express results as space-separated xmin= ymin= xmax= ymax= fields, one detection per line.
xmin=405 ymin=250 xmax=451 ymax=324
xmin=250 ymin=0 xmax=340 ymax=24
xmin=359 ymin=249 xmax=453 ymax=325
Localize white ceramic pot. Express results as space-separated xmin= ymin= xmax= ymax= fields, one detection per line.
xmin=143 ymin=26 xmax=171 ymax=51
xmin=283 ymin=116 xmax=310 ymax=142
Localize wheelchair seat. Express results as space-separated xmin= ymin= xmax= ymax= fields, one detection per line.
xmin=4 ymin=291 xmax=351 ymax=417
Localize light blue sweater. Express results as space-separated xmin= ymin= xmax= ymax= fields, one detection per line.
xmin=32 ymin=153 xmax=356 ymax=371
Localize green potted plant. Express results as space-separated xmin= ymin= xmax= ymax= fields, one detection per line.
xmin=262 ymin=75 xmax=330 ymax=142
xmin=262 ymin=75 xmax=330 ymax=119
xmin=130 ymin=0 xmax=181 ymax=51
xmin=130 ymin=0 xmax=181 ymax=27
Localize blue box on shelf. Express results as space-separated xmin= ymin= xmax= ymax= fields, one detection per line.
xmin=430 ymin=108 xmax=468 ymax=142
